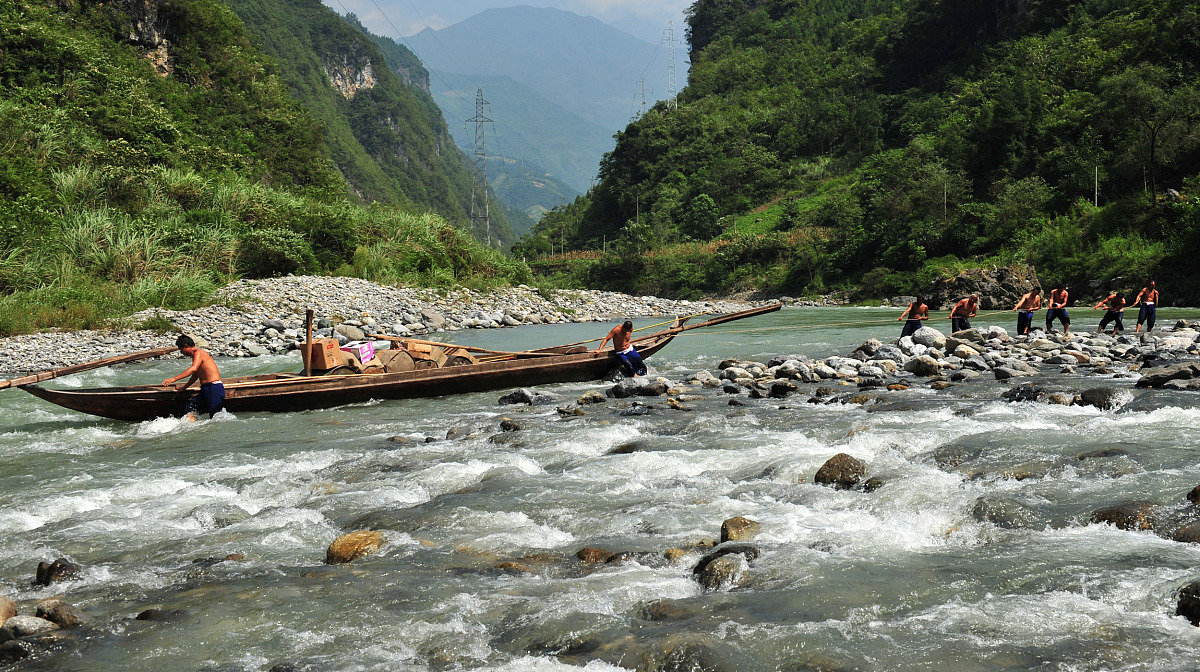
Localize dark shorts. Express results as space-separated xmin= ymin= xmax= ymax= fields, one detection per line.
xmin=1099 ymin=310 xmax=1124 ymax=332
xmin=617 ymin=349 xmax=647 ymax=377
xmin=900 ymin=319 xmax=923 ymax=338
xmin=1016 ymin=311 xmax=1035 ymax=335
xmin=1046 ymin=308 xmax=1070 ymax=326
xmin=1138 ymin=304 xmax=1156 ymax=327
xmin=185 ymin=382 xmax=225 ymax=418
xmin=951 ymin=317 xmax=971 ymax=333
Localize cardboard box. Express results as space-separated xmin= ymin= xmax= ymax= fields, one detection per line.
xmin=300 ymin=338 xmax=341 ymax=370
xmin=341 ymin=340 xmax=375 ymax=364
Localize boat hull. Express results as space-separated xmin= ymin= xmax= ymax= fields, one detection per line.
xmin=21 ymin=336 xmax=675 ymax=422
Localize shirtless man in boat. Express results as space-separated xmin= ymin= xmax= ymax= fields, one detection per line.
xmin=595 ymin=320 xmax=647 ymax=377
xmin=163 ymin=334 xmax=225 ymax=420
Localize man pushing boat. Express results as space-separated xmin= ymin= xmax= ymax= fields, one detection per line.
xmin=595 ymin=320 xmax=647 ymax=377
xmin=162 ymin=335 xmax=224 ymax=420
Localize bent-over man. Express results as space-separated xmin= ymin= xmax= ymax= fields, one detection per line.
xmin=1012 ymin=288 xmax=1042 ymax=336
xmin=897 ymin=296 xmax=929 ymax=338
xmin=949 ymin=294 xmax=978 ymax=333
xmin=163 ymin=334 xmax=224 ymax=420
xmin=1093 ymin=292 xmax=1126 ymax=335
xmin=1045 ymin=287 xmax=1071 ymax=335
xmin=1130 ymin=280 xmax=1159 ymax=333
xmin=595 ymin=320 xmax=647 ymax=377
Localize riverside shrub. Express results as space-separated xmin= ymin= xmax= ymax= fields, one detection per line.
xmin=237 ymin=229 xmax=318 ymax=278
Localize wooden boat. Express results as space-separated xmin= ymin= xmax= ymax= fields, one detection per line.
xmin=12 ymin=303 xmax=780 ymax=422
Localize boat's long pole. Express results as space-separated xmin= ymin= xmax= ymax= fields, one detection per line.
xmin=303 ymin=309 xmax=313 ymax=377
xmin=0 ymin=346 xmax=178 ymax=390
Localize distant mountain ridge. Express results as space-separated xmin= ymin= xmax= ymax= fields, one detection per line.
xmin=406 ymin=6 xmax=685 ymax=133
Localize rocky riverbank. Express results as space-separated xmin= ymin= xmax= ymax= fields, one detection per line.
xmin=0 ymin=276 xmax=768 ymax=378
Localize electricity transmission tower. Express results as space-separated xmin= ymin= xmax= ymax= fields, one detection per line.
xmin=633 ymin=77 xmax=647 ymax=120
xmin=467 ymin=88 xmax=493 ymax=247
xmin=666 ymin=21 xmax=678 ymax=110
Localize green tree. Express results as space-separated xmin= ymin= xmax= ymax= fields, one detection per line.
xmin=681 ymin=193 xmax=721 ymax=239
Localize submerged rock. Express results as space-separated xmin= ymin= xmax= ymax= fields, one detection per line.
xmin=1077 ymin=387 xmax=1127 ymax=410
xmin=972 ymin=495 xmax=1041 ymax=529
xmin=1090 ymin=501 xmax=1157 ymax=531
xmin=1177 ymin=581 xmax=1200 ymax=625
xmin=35 ymin=558 xmax=80 ymax=587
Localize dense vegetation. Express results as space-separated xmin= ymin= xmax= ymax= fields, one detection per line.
xmin=0 ymin=0 xmax=527 ymax=336
xmin=516 ymin=0 xmax=1200 ymax=302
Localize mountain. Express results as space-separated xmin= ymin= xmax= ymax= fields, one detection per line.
xmin=522 ymin=0 xmax=1200 ymax=301
xmin=225 ymin=0 xmax=516 ymax=247
xmin=428 ymin=71 xmax=608 ymax=196
xmin=405 ymin=6 xmax=686 ymax=133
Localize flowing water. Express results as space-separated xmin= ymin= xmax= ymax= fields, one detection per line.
xmin=6 ymin=307 xmax=1200 ymax=671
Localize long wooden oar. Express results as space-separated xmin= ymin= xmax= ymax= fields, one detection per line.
xmin=0 ymin=346 xmax=178 ymax=390
xmin=630 ymin=302 xmax=782 ymax=344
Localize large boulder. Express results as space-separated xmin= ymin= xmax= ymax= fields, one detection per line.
xmin=814 ymin=453 xmax=866 ymax=490
xmin=691 ymin=543 xmax=759 ymax=591
xmin=1077 ymin=387 xmax=1127 ymax=411
xmin=903 ymin=355 xmax=941 ymax=377
xmin=325 ymin=530 xmax=385 ymax=564
xmin=1178 ymin=581 xmax=1200 ymax=625
xmin=0 ymin=615 xmax=58 ymax=642
xmin=911 ymin=326 xmax=947 ymax=349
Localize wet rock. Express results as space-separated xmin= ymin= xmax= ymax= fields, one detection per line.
xmin=1045 ymin=392 xmax=1075 ymax=405
xmin=720 ymin=516 xmax=761 ymax=543
xmin=135 ymin=608 xmax=188 ymax=622
xmin=639 ymin=599 xmax=699 ymax=621
xmin=993 ymin=367 xmax=1025 ymax=380
xmin=770 ymin=380 xmax=798 ymax=398
xmin=607 ymin=440 xmax=651 ymax=455
xmin=1178 ymin=581 xmax=1200 ymax=625
xmin=576 ymin=547 xmax=614 ymax=565
xmin=0 ymin=615 xmax=58 ymax=642
xmin=498 ymin=418 xmax=523 ymax=432
xmin=1091 ymin=501 xmax=1157 ymax=530
xmin=35 ymin=558 xmax=80 ymax=587
xmin=636 ymin=380 xmax=669 ymax=396
xmin=0 ymin=639 xmax=36 ymax=664
xmin=1001 ymin=383 xmax=1043 ymax=403
xmin=1078 ymin=448 xmax=1130 ymax=460
xmin=498 ymin=388 xmax=557 ymax=405
xmin=887 ymin=383 xmax=910 ymax=391
xmin=608 ymin=381 xmax=638 ymax=399
xmin=0 ymin=596 xmax=14 ymax=623
xmin=930 ymin=380 xmax=952 ymax=390
xmin=34 ymin=600 xmax=88 ymax=629
xmin=577 ymin=390 xmax=606 ymax=405
xmin=660 ymin=640 xmax=742 ymax=672
xmin=861 ymin=476 xmax=884 ymax=493
xmin=972 ymin=495 xmax=1040 ymax=529
xmin=814 ymin=453 xmax=866 ymax=490
xmin=1173 ymin=522 xmax=1200 ymax=544
xmin=1189 ymin=486 xmax=1200 ymax=504
xmin=694 ymin=554 xmax=747 ymax=591
xmin=1136 ymin=362 xmax=1200 ymax=388
xmin=556 ymin=405 xmax=586 ymax=416
xmin=1077 ymin=387 xmax=1126 ymax=410
xmin=446 ymin=425 xmax=475 ymax=440
xmin=620 ymin=406 xmax=654 ymax=416
xmin=325 ymin=530 xmax=385 ymax=564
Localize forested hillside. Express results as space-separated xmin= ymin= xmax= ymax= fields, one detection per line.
xmin=0 ymin=0 xmax=527 ymax=336
xmin=224 ymin=0 xmax=516 ymax=247
xmin=519 ymin=0 xmax=1200 ymax=302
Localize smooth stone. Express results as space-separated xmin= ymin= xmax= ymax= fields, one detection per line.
xmin=325 ymin=530 xmax=385 ymax=564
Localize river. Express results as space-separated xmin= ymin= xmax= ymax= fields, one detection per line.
xmin=5 ymin=307 xmax=1200 ymax=671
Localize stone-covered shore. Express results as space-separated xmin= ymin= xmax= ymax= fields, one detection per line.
xmin=0 ymin=276 xmax=772 ymax=378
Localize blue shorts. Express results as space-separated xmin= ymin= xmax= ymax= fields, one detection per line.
xmin=900 ymin=319 xmax=923 ymax=338
xmin=1138 ymin=304 xmax=1156 ymax=326
xmin=1046 ymin=308 xmax=1070 ymax=325
xmin=1016 ymin=311 xmax=1034 ymax=335
xmin=951 ymin=317 xmax=971 ymax=332
xmin=185 ymin=382 xmax=225 ymax=418
xmin=617 ymin=349 xmax=647 ymax=377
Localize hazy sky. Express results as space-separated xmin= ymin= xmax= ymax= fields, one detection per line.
xmin=320 ymin=0 xmax=693 ymax=43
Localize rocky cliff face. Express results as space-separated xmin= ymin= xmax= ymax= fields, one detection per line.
xmin=323 ymin=51 xmax=376 ymax=99
xmin=73 ymin=0 xmax=175 ymax=76
xmin=926 ymin=265 xmax=1041 ymax=310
